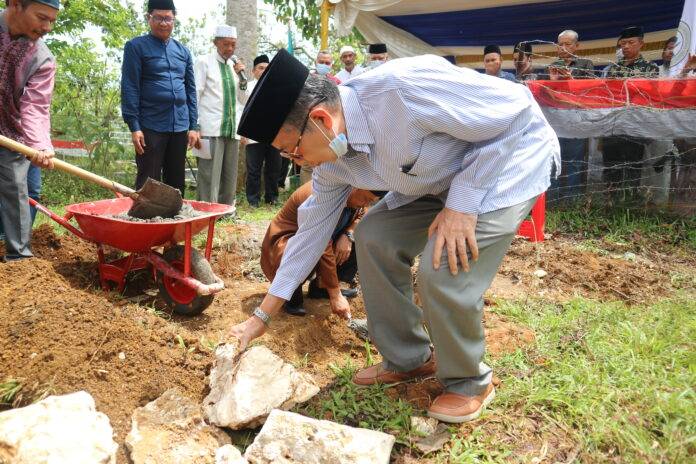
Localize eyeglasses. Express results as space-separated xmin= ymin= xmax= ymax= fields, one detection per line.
xmin=279 ymin=97 xmax=327 ymax=160
xmin=150 ymin=15 xmax=175 ymax=25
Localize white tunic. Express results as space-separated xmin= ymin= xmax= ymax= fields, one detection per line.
xmin=194 ymin=51 xmax=249 ymax=138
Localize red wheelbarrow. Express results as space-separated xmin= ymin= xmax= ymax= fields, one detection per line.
xmin=31 ymin=197 xmax=234 ymax=316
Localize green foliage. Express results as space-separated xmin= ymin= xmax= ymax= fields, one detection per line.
xmin=0 ymin=379 xmax=23 ymax=407
xmin=263 ymin=0 xmax=322 ymax=43
xmin=50 ymin=39 xmax=131 ymax=175
xmin=297 ymin=361 xmax=415 ymax=444
xmin=48 ymin=0 xmax=145 ymax=51
xmin=546 ymin=206 xmax=696 ymax=251
xmin=263 ymin=0 xmax=366 ymax=64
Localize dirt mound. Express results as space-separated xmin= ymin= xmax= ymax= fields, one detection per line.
xmin=0 ymin=257 xmax=209 ymax=461
xmin=491 ymin=237 xmax=688 ymax=304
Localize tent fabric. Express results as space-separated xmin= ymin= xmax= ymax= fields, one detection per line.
xmin=378 ymin=0 xmax=684 ymax=47
xmin=526 ymin=78 xmax=696 ymax=138
xmin=331 ymin=0 xmax=684 ymax=66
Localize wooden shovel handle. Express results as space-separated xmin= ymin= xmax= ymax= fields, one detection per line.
xmin=0 ymin=135 xmax=136 ymax=197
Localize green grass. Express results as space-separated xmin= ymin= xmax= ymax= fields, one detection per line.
xmin=296 ymin=361 xmax=417 ymax=445
xmin=440 ymin=295 xmax=695 ymax=463
xmin=546 ymin=206 xmax=696 ymax=251
xmin=0 ymin=379 xmax=23 ymax=408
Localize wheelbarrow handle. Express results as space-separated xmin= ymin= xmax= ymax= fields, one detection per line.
xmin=0 ymin=135 xmax=136 ymax=198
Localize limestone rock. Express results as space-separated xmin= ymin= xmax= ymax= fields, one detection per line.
xmin=215 ymin=444 xmax=247 ymax=464
xmin=0 ymin=391 xmax=117 ymax=464
xmin=244 ymin=409 xmax=395 ymax=463
xmin=125 ymin=388 xmax=231 ymax=464
xmin=204 ymin=344 xmax=319 ymax=429
xmin=410 ymin=416 xmax=439 ymax=437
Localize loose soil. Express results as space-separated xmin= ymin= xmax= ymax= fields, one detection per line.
xmin=1 ymin=223 xmax=693 ymax=462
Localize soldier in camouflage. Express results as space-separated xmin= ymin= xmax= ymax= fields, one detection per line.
xmin=605 ymin=26 xmax=659 ymax=78
xmin=601 ymin=26 xmax=658 ymax=200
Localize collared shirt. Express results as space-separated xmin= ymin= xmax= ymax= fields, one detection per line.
xmin=195 ymin=51 xmax=249 ymax=139
xmin=268 ymin=54 xmax=560 ymax=300
xmin=335 ymin=65 xmax=365 ymax=82
xmin=0 ymin=10 xmax=55 ymax=151
xmin=547 ymin=57 xmax=595 ymax=78
xmin=494 ymin=70 xmax=517 ymax=82
xmin=120 ymin=33 xmax=198 ymax=133
xmin=605 ymin=55 xmax=659 ymax=79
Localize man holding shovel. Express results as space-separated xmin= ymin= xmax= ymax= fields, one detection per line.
xmin=121 ymin=0 xmax=200 ymax=198
xmin=229 ymin=50 xmax=559 ymax=424
xmin=0 ymin=0 xmax=57 ymax=260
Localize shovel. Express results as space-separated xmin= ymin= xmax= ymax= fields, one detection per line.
xmin=0 ymin=135 xmax=182 ymax=219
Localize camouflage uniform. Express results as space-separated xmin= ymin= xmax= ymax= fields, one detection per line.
xmin=601 ymin=55 xmax=658 ymax=198
xmin=605 ymin=55 xmax=659 ymax=78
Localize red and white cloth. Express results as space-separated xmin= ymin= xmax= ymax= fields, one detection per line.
xmin=526 ymin=78 xmax=696 ymax=139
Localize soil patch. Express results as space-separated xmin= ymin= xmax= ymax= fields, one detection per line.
xmin=490 ymin=236 xmax=692 ymax=304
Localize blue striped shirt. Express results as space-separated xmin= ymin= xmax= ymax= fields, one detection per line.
xmin=269 ymin=54 xmax=560 ymax=300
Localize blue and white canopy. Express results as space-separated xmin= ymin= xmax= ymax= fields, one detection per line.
xmin=329 ymin=0 xmax=685 ymax=69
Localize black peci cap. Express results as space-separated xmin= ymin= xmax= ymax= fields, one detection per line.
xmin=253 ymin=54 xmax=270 ymax=67
xmin=148 ymin=0 xmax=175 ymax=11
xmin=483 ymin=45 xmax=502 ymax=56
xmin=237 ymin=49 xmax=310 ymax=145
xmin=368 ymin=43 xmax=388 ymax=54
xmin=619 ymin=26 xmax=644 ymax=39
xmin=514 ymin=41 xmax=533 ymax=55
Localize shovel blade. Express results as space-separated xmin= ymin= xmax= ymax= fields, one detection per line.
xmin=127 ymin=178 xmax=183 ymax=219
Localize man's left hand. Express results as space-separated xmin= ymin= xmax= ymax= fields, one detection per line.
xmin=32 ymin=149 xmax=54 ymax=169
xmin=233 ymin=60 xmax=246 ymax=75
xmin=188 ymin=130 xmax=201 ymax=150
xmin=334 ymin=234 xmax=352 ymax=265
xmin=428 ymin=207 xmax=479 ymax=275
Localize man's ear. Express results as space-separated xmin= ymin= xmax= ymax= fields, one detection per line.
xmin=308 ymin=107 xmax=333 ymax=130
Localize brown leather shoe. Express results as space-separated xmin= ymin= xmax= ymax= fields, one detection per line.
xmin=352 ymin=355 xmax=436 ymax=387
xmin=427 ymin=383 xmax=495 ymax=423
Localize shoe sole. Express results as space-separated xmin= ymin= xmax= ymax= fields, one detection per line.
xmin=426 ymin=387 xmax=496 ymax=423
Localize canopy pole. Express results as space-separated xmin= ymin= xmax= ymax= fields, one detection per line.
xmin=320 ymin=0 xmax=330 ymax=50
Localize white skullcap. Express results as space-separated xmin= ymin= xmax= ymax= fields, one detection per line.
xmin=339 ymin=45 xmax=355 ymax=56
xmin=215 ymin=25 xmax=237 ymax=38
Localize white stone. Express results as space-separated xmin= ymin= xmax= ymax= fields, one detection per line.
xmin=533 ymin=269 xmax=548 ymax=278
xmin=0 ymin=391 xmax=117 ymax=464
xmin=244 ymin=410 xmax=395 ymax=463
xmin=410 ymin=416 xmax=439 ymax=437
xmin=204 ymin=344 xmax=319 ymax=429
xmin=215 ymin=444 xmax=247 ymax=464
xmin=125 ymin=388 xmax=230 ymax=464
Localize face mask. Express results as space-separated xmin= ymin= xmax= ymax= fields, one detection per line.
xmin=316 ymin=63 xmax=331 ymax=75
xmin=368 ymin=60 xmax=385 ymax=69
xmin=311 ymin=118 xmax=348 ymax=158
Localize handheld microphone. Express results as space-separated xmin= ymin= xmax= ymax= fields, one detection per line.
xmin=230 ymin=55 xmax=248 ymax=89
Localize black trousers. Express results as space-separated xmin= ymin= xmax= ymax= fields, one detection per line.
xmin=245 ymin=143 xmax=281 ymax=205
xmin=135 ymin=129 xmax=188 ymax=197
xmin=278 ymin=157 xmax=291 ymax=188
xmin=602 ymin=137 xmax=645 ymax=194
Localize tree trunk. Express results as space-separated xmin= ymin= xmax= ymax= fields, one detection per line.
xmin=226 ymin=0 xmax=258 ymax=193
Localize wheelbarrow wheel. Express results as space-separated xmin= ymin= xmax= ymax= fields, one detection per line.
xmin=157 ymin=245 xmax=215 ymax=316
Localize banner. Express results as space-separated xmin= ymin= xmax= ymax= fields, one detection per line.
xmin=670 ymin=0 xmax=695 ymax=76
xmin=526 ymin=79 xmax=696 ymax=138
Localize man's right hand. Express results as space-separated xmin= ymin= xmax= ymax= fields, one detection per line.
xmin=132 ymin=131 xmax=146 ymax=155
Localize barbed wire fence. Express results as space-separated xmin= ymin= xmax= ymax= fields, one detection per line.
xmin=508 ymin=40 xmax=696 ymax=217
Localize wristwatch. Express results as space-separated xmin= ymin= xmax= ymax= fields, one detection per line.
xmin=344 ymin=231 xmax=355 ymax=243
xmin=253 ymin=306 xmax=271 ymax=326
